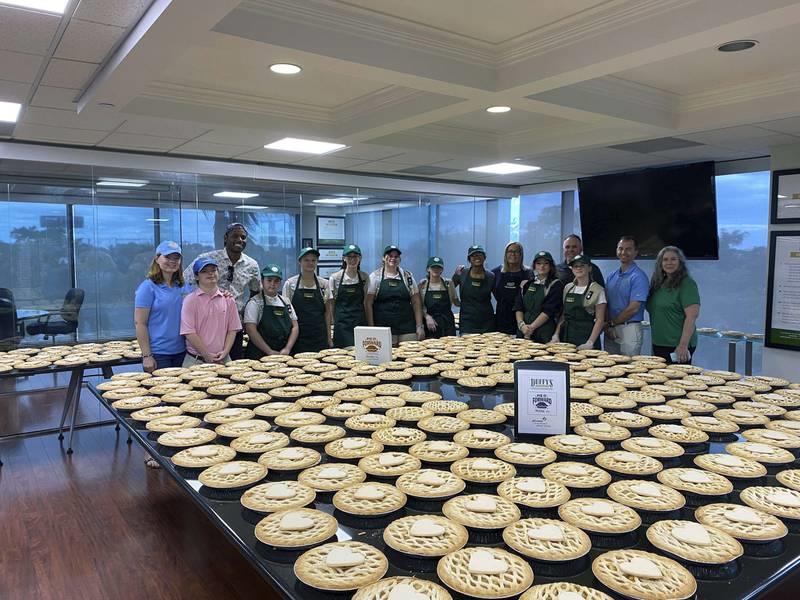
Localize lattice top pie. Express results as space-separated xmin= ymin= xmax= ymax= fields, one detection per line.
xmin=294 ymin=541 xmax=388 ymax=592
xmin=197 ymin=460 xmax=266 ymax=489
xmin=694 ymin=502 xmax=788 ymax=542
xmin=436 ymin=547 xmax=534 ymax=600
xmin=352 ymin=577 xmax=454 ymax=600
xmin=241 ymin=481 xmax=316 ymax=513
xmin=229 ymin=430 xmax=290 ymax=454
xmin=542 ymin=462 xmax=612 ymax=490
xmin=645 ymin=519 xmax=743 ymax=564
xmin=497 ymin=476 xmax=570 ymax=509
xmin=442 ymin=494 xmax=521 ymax=530
xmin=324 ymin=437 xmax=384 ymax=460
xmin=606 ymin=480 xmax=685 ymax=512
xmin=591 ymin=549 xmax=696 ymax=600
xmin=494 ymin=443 xmax=557 ymax=466
xmin=692 ymin=453 xmax=767 ymax=479
xmin=502 ymin=517 xmax=591 ymax=562
xmin=740 ymin=486 xmax=800 ymax=520
xmin=171 ymin=444 xmax=237 ymax=468
xmin=257 ymin=446 xmax=321 ymax=471
xmin=298 ymin=462 xmax=366 ymax=491
xmin=383 ymin=515 xmax=468 ymax=558
xmin=453 ymin=428 xmax=511 ymax=450
xmin=358 ymin=452 xmax=422 ymax=477
xmin=544 ymin=434 xmax=605 ymax=456
xmin=395 ymin=468 xmax=466 ymax=499
xmin=657 ymin=468 xmax=733 ymax=496
xmin=450 ymin=457 xmax=516 ymax=484
xmin=519 ymin=583 xmax=613 ymax=600
xmin=157 ymin=427 xmax=217 ymax=447
xmin=558 ymin=498 xmax=641 ymax=534
xmin=595 ymin=451 xmax=663 ymax=477
xmin=409 ymin=440 xmax=469 ymax=463
xmin=332 ymin=482 xmax=407 ymax=516
xmin=621 ymin=436 xmax=685 ymax=458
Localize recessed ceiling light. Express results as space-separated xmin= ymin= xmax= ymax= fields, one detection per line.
xmin=717 ymin=40 xmax=758 ymax=52
xmin=96 ymin=178 xmax=149 ymax=187
xmin=0 ymin=0 xmax=67 ymax=13
xmin=468 ymin=162 xmax=541 ymax=175
xmin=486 ymin=106 xmax=511 ymax=113
xmin=146 ymin=218 xmax=170 ymax=222
xmin=213 ymin=191 xmax=259 ymax=199
xmin=777 ymin=194 xmax=788 ymax=199
xmin=264 ymin=137 xmax=347 ymax=155
xmin=270 ymin=63 xmax=302 ymax=75
xmin=312 ymin=198 xmax=354 ymax=205
xmin=236 ymin=205 xmax=268 ymax=210
xmin=0 ymin=101 xmax=22 ymax=123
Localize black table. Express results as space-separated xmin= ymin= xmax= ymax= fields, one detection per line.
xmin=90 ymin=379 xmax=800 ymax=600
xmin=1 ymin=357 xmax=142 ymax=456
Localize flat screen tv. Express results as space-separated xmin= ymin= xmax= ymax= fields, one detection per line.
xmin=577 ymin=161 xmax=718 ymax=259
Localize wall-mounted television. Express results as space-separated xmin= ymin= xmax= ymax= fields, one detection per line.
xmin=577 ymin=161 xmax=718 ymax=259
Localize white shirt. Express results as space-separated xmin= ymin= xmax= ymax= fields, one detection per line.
xmin=327 ymin=269 xmax=369 ymax=301
xmin=282 ymin=274 xmax=330 ymax=303
xmin=243 ymin=293 xmax=297 ymax=324
xmin=367 ymin=268 xmax=419 ymax=296
xmin=566 ymin=282 xmax=607 ymax=305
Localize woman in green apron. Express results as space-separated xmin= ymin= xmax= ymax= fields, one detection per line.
xmin=365 ymin=245 xmax=425 ymax=344
xmin=243 ymin=264 xmax=298 ymax=358
xmin=327 ymin=243 xmax=368 ymax=348
xmin=453 ymin=245 xmax=495 ymax=334
xmin=283 ymin=247 xmax=332 ymax=354
xmin=420 ymin=256 xmax=458 ymax=338
xmin=553 ymin=254 xmax=606 ymax=349
xmin=514 ymin=251 xmax=564 ymax=343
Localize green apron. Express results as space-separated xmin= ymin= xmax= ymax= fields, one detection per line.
xmin=333 ymin=271 xmax=366 ymax=348
xmin=562 ymin=282 xmax=600 ymax=349
xmin=522 ymin=280 xmax=556 ymax=343
xmin=373 ymin=268 xmax=416 ymax=336
xmin=291 ymin=276 xmax=328 ymax=354
xmin=244 ymin=293 xmax=292 ymax=359
xmin=458 ymin=269 xmax=495 ymax=334
xmin=423 ymin=279 xmax=456 ymax=338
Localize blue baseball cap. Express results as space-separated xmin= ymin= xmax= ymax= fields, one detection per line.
xmin=155 ymin=241 xmax=182 ymax=256
xmin=193 ymin=257 xmax=219 ymax=275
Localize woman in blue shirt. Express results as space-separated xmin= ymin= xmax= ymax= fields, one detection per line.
xmin=134 ymin=241 xmax=193 ymax=372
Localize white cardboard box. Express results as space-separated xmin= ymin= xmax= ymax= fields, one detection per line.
xmin=354 ymin=326 xmax=392 ymax=365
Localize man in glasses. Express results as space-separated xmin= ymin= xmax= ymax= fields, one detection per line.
xmin=184 ymin=223 xmax=261 ymax=359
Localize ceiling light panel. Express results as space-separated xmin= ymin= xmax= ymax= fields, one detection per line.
xmin=264 ymin=137 xmax=347 ymax=155
xmin=96 ymin=178 xmax=149 ymax=187
xmin=213 ymin=191 xmax=259 ymax=199
xmin=312 ymin=198 xmax=354 ymax=205
xmin=0 ymin=101 xmax=22 ymax=123
xmin=486 ymin=106 xmax=511 ymax=113
xmin=0 ymin=0 xmax=68 ymax=13
xmin=468 ymin=162 xmax=541 ymax=175
xmin=270 ymin=63 xmax=302 ymax=74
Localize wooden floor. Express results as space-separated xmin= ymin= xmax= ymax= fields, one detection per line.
xmin=0 ymin=425 xmax=281 ymax=600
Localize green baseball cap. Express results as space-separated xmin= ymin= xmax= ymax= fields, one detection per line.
xmin=533 ymin=251 xmax=555 ymax=264
xmin=568 ymin=253 xmax=592 ymax=266
xmin=343 ymin=243 xmax=362 ymax=256
xmin=467 ymin=245 xmax=486 ymax=257
xmin=261 ymin=264 xmax=283 ymax=279
xmin=383 ymin=245 xmax=401 ymax=255
xmin=427 ymin=256 xmax=444 ymax=268
xmin=298 ymin=246 xmax=320 ymax=260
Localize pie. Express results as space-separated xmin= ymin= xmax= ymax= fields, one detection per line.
xmin=543 ymin=434 xmax=604 ymax=456
xmin=171 ymin=444 xmax=237 ymax=468
xmin=453 ymin=429 xmax=511 ymax=450
xmin=197 ymin=460 xmax=267 ymax=489
xmin=591 ymin=549 xmax=696 ymax=600
xmin=606 ymin=480 xmax=686 ymax=513
xmin=558 ymin=498 xmax=641 ymax=534
xmin=290 ymin=424 xmax=346 ymax=444
xmin=645 ymin=519 xmax=743 ymax=564
xmin=450 ymin=457 xmax=516 ymax=484
xmin=657 ymin=468 xmax=733 ymax=496
xmin=395 ymin=468 xmax=466 ymax=499
xmin=436 ymin=547 xmax=533 ymax=599
xmin=502 ymin=517 xmax=591 ymax=562
xmin=694 ymin=502 xmax=788 ymax=542
xmin=740 ymin=486 xmax=800 ymax=520
xmin=693 ymin=453 xmax=767 ymax=479
xmin=358 ymin=452 xmax=422 ymax=478
xmin=253 ymin=507 xmax=335 ymax=546
xmin=621 ymin=437 xmax=685 ymax=459
xmin=383 ymin=516 xmax=468 ymax=557
xmin=595 ymin=451 xmax=663 ymax=477
xmin=409 ymin=440 xmax=469 ymax=463
xmin=519 ymin=583 xmax=613 ymax=600
xmin=352 ymin=577 xmax=454 ymax=600
xmin=372 ymin=427 xmax=427 ymax=447
xmin=332 ymin=482 xmax=407 ymax=515
xmin=497 ymin=477 xmax=571 ymax=509
xmin=229 ymin=430 xmax=290 ymax=454
xmin=145 ymin=415 xmax=202 ymax=432
xmin=541 ymin=462 xmax=612 ymax=490
xmin=157 ymin=427 xmax=217 ymax=447
xmin=494 ymin=443 xmax=557 ymax=466
xmin=257 ymin=446 xmax=321 ymax=471
xmin=324 ymin=437 xmax=384 ymax=460
xmin=294 ymin=541 xmax=388 ymax=591
xmin=297 ymin=463 xmax=366 ymax=491
xmin=214 ymin=419 xmax=270 ymax=438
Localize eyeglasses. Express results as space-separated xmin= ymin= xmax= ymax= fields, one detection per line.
xmin=227 ymin=265 xmax=235 ymax=282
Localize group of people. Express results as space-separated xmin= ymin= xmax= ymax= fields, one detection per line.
xmin=133 ymin=224 xmax=701 ymax=376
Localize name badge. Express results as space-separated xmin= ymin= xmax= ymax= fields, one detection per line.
xmin=505 ymin=282 xmax=517 ymax=289
xmin=566 ymin=296 xmax=576 ymax=303
xmin=527 ymin=286 xmax=538 ymax=294
xmin=471 ymin=281 xmax=481 ymax=287
xmin=303 ymin=293 xmax=315 ymax=298
xmin=345 ymin=287 xmax=356 ymax=293
xmin=432 ymin=293 xmax=443 ymax=299
xmin=274 ymin=309 xmax=285 ymax=316
xmin=388 ymin=281 xmax=398 ymax=287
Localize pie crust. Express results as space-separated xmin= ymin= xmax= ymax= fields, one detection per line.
xmin=171 ymin=444 xmax=237 ymax=468
xmin=591 ymin=549 xmax=696 ymax=600
xmin=542 ymin=462 xmax=612 ymax=489
xmin=436 ymin=547 xmax=534 ymax=599
xmin=502 ymin=517 xmax=591 ymax=562
xmin=497 ymin=476 xmax=571 ymax=509
xmin=494 ymin=443 xmax=557 ymax=466
xmin=372 ymin=427 xmax=427 ymax=446
xmin=422 ymin=400 xmax=468 ymax=414
xmin=418 ymin=416 xmax=470 ymax=434
xmin=453 ymin=429 xmax=511 ymax=450
xmin=657 ymin=468 xmax=733 ymax=496
xmin=544 ymin=435 xmax=605 ymax=456
xmin=197 ymin=460 xmax=267 ymax=489
xmin=725 ymin=442 xmax=796 ymax=464
xmin=740 ymin=486 xmax=800 ymax=519
xmin=409 ymin=440 xmax=469 ymax=463
xmin=595 ymin=451 xmax=663 ymax=476
xmin=332 ymin=482 xmax=407 ymax=515
xmin=290 ymin=424 xmax=346 ymax=444
xmin=324 ymin=437 xmax=384 ymax=460
xmin=358 ymin=452 xmax=422 ymax=477
xmin=693 ymin=453 xmax=767 ymax=479
xmin=558 ymin=498 xmax=641 ymax=534
xmin=241 ymin=481 xmax=316 ymax=513
xmin=646 ymin=519 xmax=743 ymax=564
xmin=442 ymin=494 xmax=521 ymax=530
xmin=257 ymin=446 xmax=321 ymax=470
xmin=621 ymin=437 xmax=685 ymax=458
xmin=695 ymin=502 xmax=788 ymax=541
xmin=157 ymin=427 xmax=217 ymax=447
xmin=519 ymin=583 xmax=613 ymax=600
xmin=450 ymin=457 xmax=516 ymax=483
xmin=395 ymin=468 xmax=466 ymax=498
xmin=648 ymin=424 xmax=708 ymax=444
xmin=352 ymin=576 xmax=453 ymax=600
xmin=229 ymin=430 xmax=290 ymax=454
xmin=606 ymin=480 xmax=685 ymax=512
xmin=297 ymin=462 xmax=366 ymax=491
xmin=383 ymin=515 xmax=469 ymax=557
xmin=294 ymin=541 xmax=388 ymax=592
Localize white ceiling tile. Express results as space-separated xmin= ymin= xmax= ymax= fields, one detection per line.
xmin=55 ymin=19 xmax=124 ymax=63
xmin=0 ymin=50 xmax=44 ymax=83
xmin=680 ymin=126 xmax=779 ymax=145
xmin=0 ymin=78 xmax=33 ymax=103
xmin=334 ymin=144 xmax=405 ymax=161
xmin=100 ymin=132 xmax=186 ymax=151
xmin=13 ymin=123 xmax=108 ymax=145
xmin=757 ymin=117 xmax=800 ymax=135
xmin=41 ymin=58 xmax=98 ymax=89
xmin=116 ymin=117 xmax=211 ymax=139
xmin=170 ymin=140 xmax=255 ymax=158
xmin=231 ymin=147 xmax=313 ymax=164
xmin=648 ymin=146 xmax=746 ymax=161
xmin=379 ymin=150 xmax=457 ymax=165
xmin=0 ymin=6 xmax=60 ymax=55
xmin=294 ymin=156 xmax=370 ymax=169
xmin=21 ymin=106 xmax=124 ymax=131
xmin=74 ymin=0 xmax=153 ymax=28
xmin=30 ymin=85 xmax=79 ymax=109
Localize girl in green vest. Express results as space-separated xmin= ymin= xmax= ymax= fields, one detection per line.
xmin=514 ymin=250 xmax=564 ymax=343
xmin=419 ymin=256 xmax=459 ymax=338
xmin=283 ymin=247 xmax=332 ymax=353
xmin=327 ymin=243 xmax=369 ymax=348
xmin=365 ymin=245 xmax=425 ymax=344
xmin=452 ymin=245 xmax=495 ymax=334
xmin=243 ymin=264 xmax=298 ymax=358
xmin=553 ymin=254 xmax=606 ymax=349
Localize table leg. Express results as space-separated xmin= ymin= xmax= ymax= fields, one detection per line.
xmin=745 ymin=340 xmax=753 ymax=376
xmin=101 ymin=365 xmax=113 ymax=379
xmin=58 ymin=368 xmax=81 ymax=441
xmin=66 ymin=370 xmax=85 ymax=454
xmin=727 ymin=342 xmax=737 ymax=373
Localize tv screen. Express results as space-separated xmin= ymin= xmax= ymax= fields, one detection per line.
xmin=577 ymin=161 xmax=718 ymax=259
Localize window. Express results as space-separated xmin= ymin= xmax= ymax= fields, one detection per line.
xmin=519 ymin=192 xmax=562 ymax=263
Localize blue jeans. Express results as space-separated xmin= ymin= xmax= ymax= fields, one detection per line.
xmin=153 ymin=352 xmax=186 ymax=369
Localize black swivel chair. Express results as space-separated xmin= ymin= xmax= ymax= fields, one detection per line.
xmin=26 ymin=288 xmax=85 ymax=344
xmin=0 ymin=288 xmax=22 ymax=351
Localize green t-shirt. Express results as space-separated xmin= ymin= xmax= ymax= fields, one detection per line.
xmin=646 ymin=276 xmax=700 ymax=347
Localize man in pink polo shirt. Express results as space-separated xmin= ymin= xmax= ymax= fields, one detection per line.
xmin=180 ymin=257 xmax=241 ymax=366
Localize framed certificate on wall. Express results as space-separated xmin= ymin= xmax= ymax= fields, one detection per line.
xmin=771 ymin=169 xmax=800 ymax=224
xmin=319 ymin=247 xmax=343 ymax=262
xmin=317 ymin=263 xmax=340 ymax=279
xmin=513 ymin=361 xmax=570 ymax=439
xmin=316 ymin=216 xmax=345 ymax=246
xmin=765 ymin=230 xmax=800 ymax=350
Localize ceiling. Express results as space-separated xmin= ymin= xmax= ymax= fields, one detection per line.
xmin=1 ymin=0 xmax=800 ymax=187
